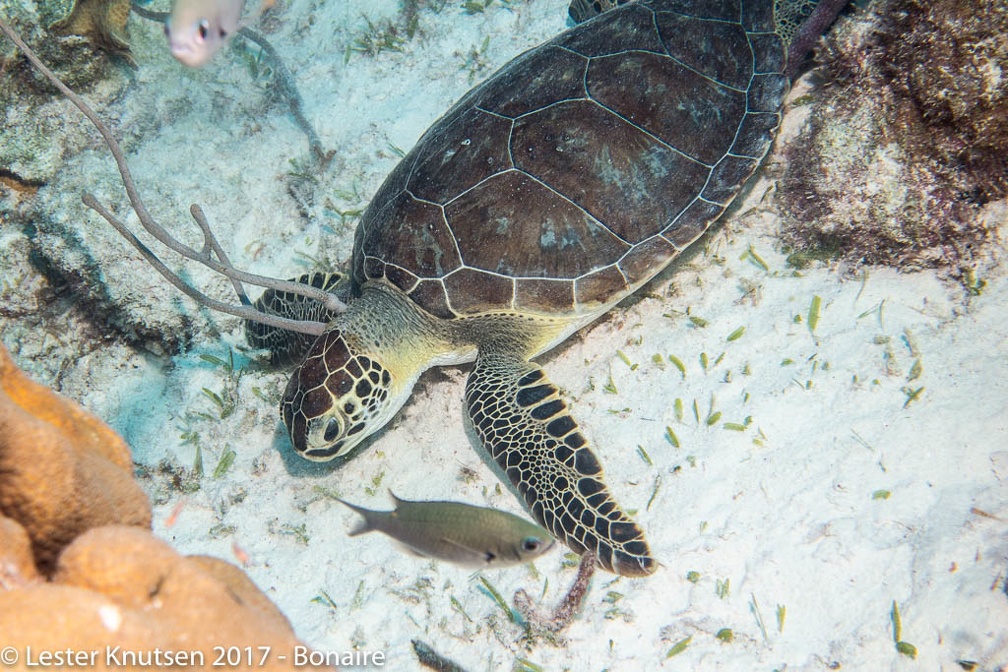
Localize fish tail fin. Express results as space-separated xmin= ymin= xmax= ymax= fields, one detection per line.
xmin=347 ymin=520 xmax=372 ymax=537
xmin=336 ymin=498 xmax=376 ymax=537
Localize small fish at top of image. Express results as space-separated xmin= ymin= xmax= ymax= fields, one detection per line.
xmin=164 ymin=0 xmax=272 ymax=67
xmin=337 ymin=491 xmax=556 ymax=568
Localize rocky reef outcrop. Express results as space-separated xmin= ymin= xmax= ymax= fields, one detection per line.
xmin=776 ymin=0 xmax=1006 ymax=277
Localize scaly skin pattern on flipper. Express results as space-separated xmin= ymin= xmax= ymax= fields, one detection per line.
xmin=568 ymin=0 xmax=631 ymax=23
xmin=246 ymin=272 xmax=345 ymax=365
xmin=465 ymin=351 xmax=655 ymax=576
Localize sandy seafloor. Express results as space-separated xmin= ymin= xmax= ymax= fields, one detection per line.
xmin=1 ymin=0 xmax=1007 ymax=669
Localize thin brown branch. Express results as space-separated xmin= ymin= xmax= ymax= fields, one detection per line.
xmin=513 ymin=551 xmax=597 ymax=645
xmin=235 ymin=26 xmax=335 ymax=169
xmin=82 ymin=194 xmax=326 ymax=334
xmin=188 ymin=203 xmax=252 ymax=307
xmin=0 ymin=17 xmax=346 ymax=336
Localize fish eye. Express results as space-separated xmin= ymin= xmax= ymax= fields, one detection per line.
xmin=323 ymin=417 xmax=342 ymax=442
xmin=521 ymin=537 xmax=543 ymax=552
xmin=197 ymin=18 xmax=210 ymax=42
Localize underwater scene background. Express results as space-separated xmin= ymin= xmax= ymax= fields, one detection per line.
xmin=1 ymin=0 xmax=1006 ymax=668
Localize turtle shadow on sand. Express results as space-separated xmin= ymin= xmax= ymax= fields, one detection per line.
xmin=272 ymin=423 xmax=378 ymax=477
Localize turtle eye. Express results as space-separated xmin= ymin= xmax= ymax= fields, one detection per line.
xmin=323 ymin=417 xmax=342 ymax=442
xmin=522 ymin=537 xmax=543 ymax=552
xmin=196 ymin=19 xmax=210 ymax=42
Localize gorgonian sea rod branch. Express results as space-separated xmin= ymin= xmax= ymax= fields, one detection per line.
xmin=0 ymin=18 xmax=344 ymax=337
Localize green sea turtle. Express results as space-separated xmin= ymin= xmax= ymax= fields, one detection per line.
xmin=247 ymin=0 xmax=848 ymax=576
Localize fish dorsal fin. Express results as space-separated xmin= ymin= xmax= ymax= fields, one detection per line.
xmin=387 ymin=488 xmax=406 ymax=507
xmin=346 ymin=520 xmax=371 ymax=537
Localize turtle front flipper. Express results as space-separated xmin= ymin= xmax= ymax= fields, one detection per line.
xmin=246 ymin=272 xmax=346 ymax=365
xmin=464 ymin=351 xmax=656 ymax=577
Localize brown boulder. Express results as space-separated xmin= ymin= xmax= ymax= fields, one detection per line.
xmin=0 ymin=342 xmax=151 ymax=572
xmin=0 ymin=514 xmax=38 ymax=588
xmin=0 ymin=345 xmax=331 ymax=669
xmin=0 ymin=525 xmax=331 ymax=671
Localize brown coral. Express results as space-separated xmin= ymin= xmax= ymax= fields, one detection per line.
xmin=776 ymin=0 xmax=1004 ymax=276
xmin=0 ymin=514 xmax=38 ymax=588
xmin=0 ymin=526 xmax=330 ymax=671
xmin=0 ymin=341 xmax=151 ymax=572
xmin=0 ymin=343 xmax=328 ymax=669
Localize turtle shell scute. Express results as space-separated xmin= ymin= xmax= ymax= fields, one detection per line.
xmin=352 ymin=0 xmax=789 ymax=318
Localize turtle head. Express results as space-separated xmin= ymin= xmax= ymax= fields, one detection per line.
xmin=280 ymin=327 xmax=403 ymax=461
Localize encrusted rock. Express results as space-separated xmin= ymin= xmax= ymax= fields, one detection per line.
xmin=776 ymin=0 xmax=1005 ymax=276
xmin=0 ymin=343 xmax=325 ymax=669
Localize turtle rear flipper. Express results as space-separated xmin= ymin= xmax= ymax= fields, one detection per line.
xmin=567 ymin=0 xmax=629 ymax=24
xmin=465 ymin=351 xmax=656 ymax=577
xmin=246 ymin=272 xmax=346 ymax=365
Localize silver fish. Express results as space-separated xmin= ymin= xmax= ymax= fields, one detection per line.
xmin=337 ymin=492 xmax=555 ymax=568
xmin=164 ymin=0 xmax=247 ymax=67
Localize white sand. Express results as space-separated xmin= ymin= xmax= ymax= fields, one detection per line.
xmin=1 ymin=0 xmax=1006 ymax=669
